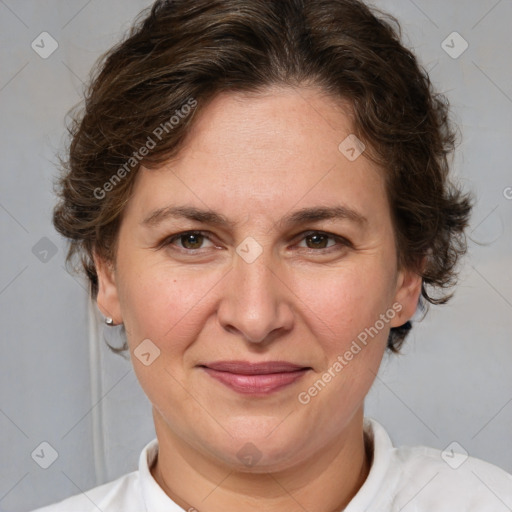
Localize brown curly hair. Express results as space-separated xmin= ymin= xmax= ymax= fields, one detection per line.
xmin=53 ymin=0 xmax=472 ymax=353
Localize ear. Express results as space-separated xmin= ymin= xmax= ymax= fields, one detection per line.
xmin=390 ymin=266 xmax=423 ymax=328
xmin=93 ymin=251 xmax=122 ymax=324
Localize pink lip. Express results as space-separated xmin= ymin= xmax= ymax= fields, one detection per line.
xmin=200 ymin=361 xmax=311 ymax=395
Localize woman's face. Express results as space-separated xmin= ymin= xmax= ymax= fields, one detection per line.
xmin=95 ymin=86 xmax=421 ymax=471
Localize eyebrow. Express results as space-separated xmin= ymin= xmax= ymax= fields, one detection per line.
xmin=141 ymin=205 xmax=367 ymax=229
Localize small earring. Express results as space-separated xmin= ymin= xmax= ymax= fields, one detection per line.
xmin=105 ymin=317 xmax=115 ymax=326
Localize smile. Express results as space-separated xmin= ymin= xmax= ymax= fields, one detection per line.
xmin=199 ymin=361 xmax=311 ymax=395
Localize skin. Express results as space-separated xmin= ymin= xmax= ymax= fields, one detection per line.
xmin=94 ymin=86 xmax=422 ymax=512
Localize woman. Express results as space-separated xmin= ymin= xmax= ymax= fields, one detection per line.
xmin=34 ymin=0 xmax=512 ymax=510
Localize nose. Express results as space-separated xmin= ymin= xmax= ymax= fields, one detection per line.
xmin=217 ymin=248 xmax=294 ymax=344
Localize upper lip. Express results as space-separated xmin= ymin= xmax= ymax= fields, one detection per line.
xmin=200 ymin=361 xmax=310 ymax=375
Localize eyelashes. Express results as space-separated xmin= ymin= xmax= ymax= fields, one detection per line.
xmin=165 ymin=231 xmax=215 ymax=251
xmin=161 ymin=230 xmax=353 ymax=255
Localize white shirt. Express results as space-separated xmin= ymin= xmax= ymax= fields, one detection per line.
xmin=32 ymin=418 xmax=512 ymax=511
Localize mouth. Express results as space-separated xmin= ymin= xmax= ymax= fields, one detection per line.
xmin=198 ymin=361 xmax=312 ymax=395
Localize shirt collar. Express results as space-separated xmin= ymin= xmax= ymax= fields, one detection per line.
xmin=139 ymin=438 xmax=184 ymax=511
xmin=343 ymin=417 xmax=393 ymax=511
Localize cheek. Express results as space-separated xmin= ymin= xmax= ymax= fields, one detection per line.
xmin=117 ymin=261 xmax=222 ymax=349
xmin=295 ymin=267 xmax=392 ymax=423
xmin=294 ymin=262 xmax=395 ymax=348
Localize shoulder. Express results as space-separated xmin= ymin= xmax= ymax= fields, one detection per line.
xmin=30 ymin=438 xmax=160 ymax=511
xmin=389 ymin=440 xmax=512 ymax=510
xmin=29 ymin=471 xmax=142 ymax=512
xmin=361 ymin=419 xmax=512 ymax=511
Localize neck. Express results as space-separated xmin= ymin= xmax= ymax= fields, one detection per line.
xmin=150 ymin=407 xmax=371 ymax=512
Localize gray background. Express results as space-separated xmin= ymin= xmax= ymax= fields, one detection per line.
xmin=0 ymin=0 xmax=510 ymax=510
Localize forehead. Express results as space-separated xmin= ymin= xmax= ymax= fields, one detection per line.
xmin=125 ymin=87 xmax=388 ymax=226
xmin=180 ymin=86 xmax=355 ymax=160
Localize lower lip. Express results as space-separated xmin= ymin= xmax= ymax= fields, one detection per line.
xmin=202 ymin=367 xmax=309 ymax=395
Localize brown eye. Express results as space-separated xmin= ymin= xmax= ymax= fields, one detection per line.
xmin=297 ymin=231 xmax=341 ymax=250
xmin=304 ymin=233 xmax=331 ymax=249
xmin=164 ymin=231 xmax=215 ymax=251
xmin=180 ymin=233 xmax=205 ymax=250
